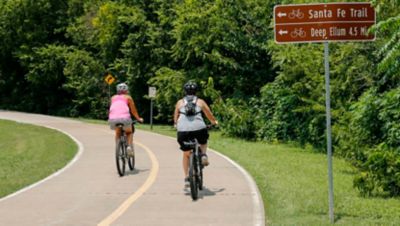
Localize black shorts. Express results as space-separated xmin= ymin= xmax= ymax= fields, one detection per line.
xmin=177 ymin=128 xmax=209 ymax=151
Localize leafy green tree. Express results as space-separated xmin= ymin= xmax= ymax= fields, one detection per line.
xmin=0 ymin=0 xmax=70 ymax=110
xmin=147 ymin=67 xmax=185 ymax=122
xmin=371 ymin=0 xmax=400 ymax=90
xmin=339 ymin=88 xmax=400 ymax=196
xmin=171 ymin=0 xmax=275 ymax=98
xmin=19 ymin=45 xmax=71 ymax=114
xmin=63 ymin=48 xmax=107 ymax=118
xmin=340 ymin=0 xmax=400 ymax=196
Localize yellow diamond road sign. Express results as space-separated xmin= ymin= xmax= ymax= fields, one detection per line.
xmin=104 ymin=74 xmax=115 ymax=85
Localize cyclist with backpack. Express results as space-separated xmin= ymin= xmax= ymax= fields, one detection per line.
xmin=173 ymin=81 xmax=218 ymax=187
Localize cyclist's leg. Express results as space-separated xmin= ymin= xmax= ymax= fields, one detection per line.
xmin=197 ymin=128 xmax=210 ymax=165
xmin=199 ymin=143 xmax=209 ymax=166
xmin=109 ymin=119 xmax=121 ymax=143
xmin=199 ymin=144 xmax=207 ymax=154
xmin=183 ymin=150 xmax=191 ymax=178
xmin=182 ymin=150 xmax=191 ymax=187
xmin=196 ymin=128 xmax=209 ymax=154
xmin=115 ymin=128 xmax=121 ymax=141
xmin=124 ymin=125 xmax=134 ymax=156
xmin=125 ymin=126 xmax=133 ymax=146
xmin=117 ymin=118 xmax=132 ymax=147
xmin=177 ymin=131 xmax=191 ymax=178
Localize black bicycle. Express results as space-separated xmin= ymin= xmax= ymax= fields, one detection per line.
xmin=184 ymin=125 xmax=217 ymax=200
xmin=115 ymin=122 xmax=135 ymax=176
xmin=185 ymin=138 xmax=204 ymax=200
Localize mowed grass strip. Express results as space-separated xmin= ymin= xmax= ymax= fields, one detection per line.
xmin=0 ymin=119 xmax=77 ymax=198
xmin=136 ymin=124 xmax=400 ymax=226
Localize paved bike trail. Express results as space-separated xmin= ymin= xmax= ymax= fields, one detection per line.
xmin=0 ymin=111 xmax=265 ymax=226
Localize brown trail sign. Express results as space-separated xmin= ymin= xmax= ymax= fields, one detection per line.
xmin=274 ymin=2 xmax=376 ymax=43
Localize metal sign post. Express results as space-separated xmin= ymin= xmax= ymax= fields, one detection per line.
xmin=150 ymin=99 xmax=153 ymax=130
xmin=274 ymin=2 xmax=376 ymax=224
xmin=148 ymin=87 xmax=157 ymax=130
xmin=104 ymin=73 xmax=116 ymax=100
xmin=324 ymin=42 xmax=334 ymax=223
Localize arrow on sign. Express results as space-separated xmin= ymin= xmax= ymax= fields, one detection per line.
xmin=278 ymin=30 xmax=288 ymax=35
xmin=277 ymin=12 xmax=287 ymax=18
xmin=104 ymin=74 xmax=116 ymax=85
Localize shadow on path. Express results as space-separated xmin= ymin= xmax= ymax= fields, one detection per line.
xmin=183 ymin=187 xmax=225 ymax=200
xmin=119 ymin=168 xmax=150 ymax=177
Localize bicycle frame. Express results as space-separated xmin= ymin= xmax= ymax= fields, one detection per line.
xmin=115 ymin=123 xmax=135 ymax=176
xmin=187 ymin=138 xmax=204 ymax=200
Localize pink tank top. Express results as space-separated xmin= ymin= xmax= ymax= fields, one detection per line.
xmin=108 ymin=95 xmax=131 ymax=120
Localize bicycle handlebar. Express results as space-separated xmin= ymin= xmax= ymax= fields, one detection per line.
xmin=206 ymin=124 xmax=219 ymax=130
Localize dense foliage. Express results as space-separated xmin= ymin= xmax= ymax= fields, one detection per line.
xmin=0 ymin=0 xmax=399 ymax=196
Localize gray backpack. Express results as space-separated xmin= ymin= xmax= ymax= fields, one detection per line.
xmin=183 ymin=96 xmax=199 ymax=116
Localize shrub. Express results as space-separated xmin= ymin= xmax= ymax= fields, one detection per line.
xmin=256 ymin=81 xmax=326 ymax=148
xmin=213 ymin=98 xmax=257 ymax=140
xmin=354 ymin=145 xmax=400 ymax=197
xmin=339 ymin=88 xmax=400 ymax=196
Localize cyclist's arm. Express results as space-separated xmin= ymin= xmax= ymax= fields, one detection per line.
xmin=173 ymin=100 xmax=182 ymax=126
xmin=198 ymin=99 xmax=218 ymax=125
xmin=126 ymin=95 xmax=142 ymax=122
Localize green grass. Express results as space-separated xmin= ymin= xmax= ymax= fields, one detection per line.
xmin=136 ymin=123 xmax=400 ymax=226
xmin=0 ymin=119 xmax=77 ymax=198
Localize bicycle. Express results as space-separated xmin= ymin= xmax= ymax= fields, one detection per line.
xmin=115 ymin=122 xmax=136 ymax=177
xmin=184 ymin=125 xmax=214 ymax=200
xmin=290 ymin=28 xmax=306 ymax=38
xmin=288 ymin=9 xmax=304 ymax=19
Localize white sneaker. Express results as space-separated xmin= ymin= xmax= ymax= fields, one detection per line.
xmin=201 ymin=154 xmax=209 ymax=166
xmin=184 ymin=177 xmax=190 ymax=188
xmin=127 ymin=146 xmax=134 ymax=157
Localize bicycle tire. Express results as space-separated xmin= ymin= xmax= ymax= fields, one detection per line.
xmin=198 ymin=162 xmax=203 ymax=191
xmin=116 ymin=139 xmax=126 ymax=176
xmin=128 ymin=124 xmax=135 ymax=170
xmin=189 ymin=153 xmax=198 ymax=200
xmin=128 ymin=148 xmax=135 ymax=170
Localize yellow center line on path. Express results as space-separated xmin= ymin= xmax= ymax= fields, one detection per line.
xmin=97 ymin=141 xmax=159 ymax=226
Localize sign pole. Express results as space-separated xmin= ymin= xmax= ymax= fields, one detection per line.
xmin=324 ymin=41 xmax=334 ymax=224
xmin=150 ymin=98 xmax=153 ymax=130
xmin=148 ymin=87 xmax=156 ymax=130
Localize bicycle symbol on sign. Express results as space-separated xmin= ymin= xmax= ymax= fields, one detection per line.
xmin=288 ymin=9 xmax=304 ymax=19
xmin=290 ymin=28 xmax=306 ymax=38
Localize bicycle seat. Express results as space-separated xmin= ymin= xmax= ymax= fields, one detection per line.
xmin=183 ymin=140 xmax=197 ymax=149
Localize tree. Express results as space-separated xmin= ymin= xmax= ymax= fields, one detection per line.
xmin=171 ymin=0 xmax=275 ymax=98
xmin=0 ymin=0 xmax=70 ymax=110
xmin=372 ymin=0 xmax=400 ymax=90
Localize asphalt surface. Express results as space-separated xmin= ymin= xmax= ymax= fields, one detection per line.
xmin=0 ymin=111 xmax=265 ymax=226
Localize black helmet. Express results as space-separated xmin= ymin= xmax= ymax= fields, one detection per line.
xmin=183 ymin=81 xmax=198 ymax=95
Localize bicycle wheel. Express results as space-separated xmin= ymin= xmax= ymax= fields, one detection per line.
xmin=128 ymin=146 xmax=135 ymax=170
xmin=115 ymin=139 xmax=126 ymax=176
xmin=189 ymin=153 xmax=198 ymax=200
xmin=198 ymin=159 xmax=203 ymax=191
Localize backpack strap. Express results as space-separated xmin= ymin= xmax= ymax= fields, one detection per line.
xmin=191 ymin=96 xmax=198 ymax=104
xmin=183 ymin=95 xmax=197 ymax=104
xmin=179 ymin=97 xmax=189 ymax=114
xmin=179 ymin=95 xmax=200 ymax=115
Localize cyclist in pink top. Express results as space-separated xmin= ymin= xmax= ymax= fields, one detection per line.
xmin=108 ymin=82 xmax=144 ymax=156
